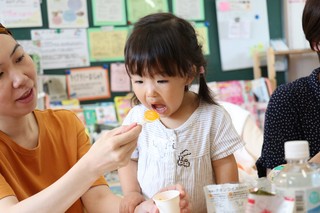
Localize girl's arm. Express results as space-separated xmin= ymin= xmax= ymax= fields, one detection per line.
xmin=118 ymin=160 xmax=145 ymax=213
xmin=212 ymin=154 xmax=239 ymax=184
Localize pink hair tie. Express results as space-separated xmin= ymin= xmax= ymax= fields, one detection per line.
xmin=199 ymin=66 xmax=205 ymax=74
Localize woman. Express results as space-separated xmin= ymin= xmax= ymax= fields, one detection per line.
xmin=0 ymin=23 xmax=189 ymax=213
xmin=256 ymin=0 xmax=320 ymax=177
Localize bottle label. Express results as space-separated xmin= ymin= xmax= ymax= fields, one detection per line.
xmin=275 ymin=186 xmax=320 ymax=213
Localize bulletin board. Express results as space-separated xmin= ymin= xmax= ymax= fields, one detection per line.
xmin=5 ymin=0 xmax=285 ymax=101
xmin=216 ymin=0 xmax=270 ymax=71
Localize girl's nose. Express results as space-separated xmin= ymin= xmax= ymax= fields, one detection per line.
xmin=146 ymin=83 xmax=157 ymax=97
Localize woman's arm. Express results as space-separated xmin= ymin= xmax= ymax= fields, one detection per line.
xmin=82 ymin=185 xmax=122 ymax=212
xmin=309 ymin=152 xmax=320 ymax=163
xmin=212 ymin=154 xmax=239 ymax=184
xmin=0 ymin=124 xmax=141 ymax=213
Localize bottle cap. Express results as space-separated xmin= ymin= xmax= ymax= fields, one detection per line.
xmin=285 ymin=141 xmax=310 ymax=160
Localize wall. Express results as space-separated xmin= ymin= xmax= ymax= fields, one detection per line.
xmin=8 ymin=0 xmax=286 ymax=98
xmin=287 ymin=54 xmax=318 ymax=82
xmin=282 ymin=0 xmax=319 ymax=82
xmin=204 ymin=0 xmax=285 ymax=84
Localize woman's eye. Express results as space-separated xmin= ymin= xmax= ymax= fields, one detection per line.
xmin=15 ymin=54 xmax=25 ymax=63
xmin=0 ymin=72 xmax=3 ymax=78
xmin=157 ymin=80 xmax=168 ymax=83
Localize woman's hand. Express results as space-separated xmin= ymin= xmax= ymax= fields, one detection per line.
xmin=82 ymin=123 xmax=142 ymax=178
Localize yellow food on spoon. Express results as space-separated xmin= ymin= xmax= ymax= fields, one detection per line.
xmin=144 ymin=110 xmax=160 ymax=123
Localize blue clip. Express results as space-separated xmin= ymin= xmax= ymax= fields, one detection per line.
xmin=102 ymin=64 xmax=109 ymax=69
xmin=65 ymin=69 xmax=71 ymax=75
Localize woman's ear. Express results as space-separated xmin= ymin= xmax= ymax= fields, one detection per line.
xmin=312 ymin=42 xmax=320 ymax=51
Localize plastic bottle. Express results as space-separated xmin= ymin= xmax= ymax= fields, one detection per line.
xmin=273 ymin=140 xmax=320 ymax=213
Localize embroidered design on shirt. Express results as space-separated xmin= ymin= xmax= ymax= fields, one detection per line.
xmin=177 ymin=149 xmax=191 ymax=167
xmin=152 ymin=137 xmax=174 ymax=158
xmin=172 ymin=143 xmax=176 ymax=149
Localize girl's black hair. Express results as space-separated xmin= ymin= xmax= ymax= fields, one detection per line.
xmin=124 ymin=12 xmax=216 ymax=105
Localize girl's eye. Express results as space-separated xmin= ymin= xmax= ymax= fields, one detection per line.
xmin=0 ymin=72 xmax=3 ymax=78
xmin=134 ymin=80 xmax=143 ymax=84
xmin=15 ymin=54 xmax=25 ymax=63
xmin=157 ymin=80 xmax=168 ymax=83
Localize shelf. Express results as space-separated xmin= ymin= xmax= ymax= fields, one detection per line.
xmin=253 ymin=47 xmax=315 ymax=92
xmin=273 ymin=48 xmax=313 ymax=55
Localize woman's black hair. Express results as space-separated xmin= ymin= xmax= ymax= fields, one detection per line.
xmin=0 ymin=23 xmax=13 ymax=36
xmin=124 ymin=12 xmax=216 ymax=105
xmin=302 ymin=0 xmax=320 ymax=60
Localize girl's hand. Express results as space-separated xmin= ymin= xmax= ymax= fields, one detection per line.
xmin=134 ymin=199 xmax=157 ymax=213
xmin=160 ymin=184 xmax=191 ymax=213
xmin=134 ymin=184 xmax=191 ymax=213
xmin=120 ymin=192 xmax=145 ymax=213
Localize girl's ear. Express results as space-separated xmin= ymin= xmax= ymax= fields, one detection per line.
xmin=186 ymin=65 xmax=197 ymax=85
xmin=186 ymin=76 xmax=195 ymax=85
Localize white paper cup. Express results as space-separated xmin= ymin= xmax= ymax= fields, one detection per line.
xmin=153 ymin=190 xmax=180 ymax=213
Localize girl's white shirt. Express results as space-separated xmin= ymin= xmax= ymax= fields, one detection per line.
xmin=122 ymin=101 xmax=244 ymax=213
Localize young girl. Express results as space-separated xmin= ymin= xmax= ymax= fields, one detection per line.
xmin=0 ymin=24 xmax=189 ymax=213
xmin=118 ymin=13 xmax=244 ymax=213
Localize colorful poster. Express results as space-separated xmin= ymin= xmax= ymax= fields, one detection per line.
xmin=110 ymin=63 xmax=131 ymax=92
xmin=92 ymin=0 xmax=127 ymax=26
xmin=42 ymin=75 xmax=68 ymax=102
xmin=114 ymin=94 xmax=133 ymax=124
xmin=172 ymin=0 xmax=205 ymax=21
xmin=47 ymin=0 xmax=89 ymax=28
xmin=0 ymin=0 xmax=42 ymax=28
xmin=195 ymin=23 xmax=210 ymax=55
xmin=31 ymin=29 xmax=89 ymax=70
xmin=17 ymin=40 xmax=42 ymax=74
xmin=87 ymin=27 xmax=129 ymax=62
xmin=66 ymin=67 xmax=111 ymax=101
xmin=95 ymin=102 xmax=118 ymax=124
xmin=126 ymin=0 xmax=168 ymax=23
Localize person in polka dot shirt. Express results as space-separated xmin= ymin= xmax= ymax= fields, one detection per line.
xmin=256 ymin=0 xmax=320 ymax=177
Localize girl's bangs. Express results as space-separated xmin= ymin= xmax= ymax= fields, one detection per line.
xmin=126 ymin=48 xmax=178 ymax=77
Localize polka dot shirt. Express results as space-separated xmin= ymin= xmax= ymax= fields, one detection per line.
xmin=256 ymin=68 xmax=320 ymax=177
